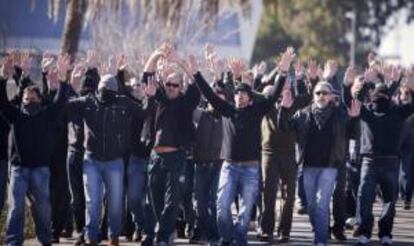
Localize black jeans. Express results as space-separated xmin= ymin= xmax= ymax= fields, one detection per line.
xmin=332 ymin=163 xmax=346 ymax=231
xmin=67 ymin=150 xmax=85 ymax=234
xmin=193 ymin=161 xmax=221 ymax=241
xmin=50 ymin=142 xmax=71 ymax=236
xmin=148 ymin=150 xmax=186 ymax=243
xmin=357 ymin=156 xmax=399 ymax=239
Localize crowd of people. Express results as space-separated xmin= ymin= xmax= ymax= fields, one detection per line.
xmin=0 ymin=43 xmax=413 ymax=246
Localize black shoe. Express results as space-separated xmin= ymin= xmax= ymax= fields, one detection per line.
xmin=332 ymin=229 xmax=347 ymax=241
xmin=132 ymin=229 xmax=142 ymax=242
xmin=141 ymin=236 xmax=154 ymax=246
xmin=356 ymin=243 xmax=367 ymax=246
xmin=74 ymin=234 xmax=86 ymax=246
xmin=258 ymin=233 xmax=273 ymax=242
xmin=219 ymin=241 xmax=231 ymax=246
xmin=403 ymin=202 xmax=411 ymax=210
xmin=278 ymin=235 xmax=290 ymax=243
xmin=297 ymin=206 xmax=307 ymax=215
xmin=51 ymin=234 xmax=60 ymax=244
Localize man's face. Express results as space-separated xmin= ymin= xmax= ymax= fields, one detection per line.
xmin=313 ymin=84 xmax=332 ymax=108
xmin=130 ymin=79 xmax=145 ymax=100
xmin=22 ymin=90 xmax=41 ymax=105
xmin=164 ymin=73 xmax=182 ymax=99
xmin=400 ymin=87 xmax=412 ymax=104
xmin=234 ymin=91 xmax=251 ymax=108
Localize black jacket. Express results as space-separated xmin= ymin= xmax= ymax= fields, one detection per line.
xmin=140 ymin=72 xmax=201 ymax=150
xmin=68 ymin=93 xmax=154 ymax=161
xmin=194 ymin=71 xmax=286 ymax=162
xmin=0 ymin=77 xmax=68 ymax=167
xmin=278 ymin=102 xmax=351 ymax=168
xmin=343 ymin=84 xmax=414 ymax=157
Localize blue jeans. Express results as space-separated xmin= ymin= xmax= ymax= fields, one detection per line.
xmin=6 ymin=166 xmax=51 ymax=246
xmin=216 ymin=161 xmax=259 ymax=246
xmin=83 ymin=156 xmax=124 ymax=242
xmin=357 ymin=157 xmax=399 ymax=239
xmin=193 ymin=161 xmax=221 ymax=241
xmin=148 ymin=150 xmax=186 ymax=243
xmin=126 ymin=155 xmax=147 ymax=231
xmin=0 ymin=160 xmax=8 ymax=212
xmin=303 ymin=167 xmax=337 ymax=244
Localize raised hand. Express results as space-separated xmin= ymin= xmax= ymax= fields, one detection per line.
xmin=228 ymin=57 xmax=247 ymax=79
xmin=347 ymin=99 xmax=361 ymax=118
xmin=20 ymin=52 xmax=32 ymax=76
xmin=253 ymin=61 xmax=267 ymax=78
xmin=364 ymin=67 xmax=378 ymax=83
xmin=86 ymin=50 xmax=99 ymax=68
xmin=241 ymin=71 xmax=254 ymax=87
xmin=323 ymin=59 xmax=338 ymax=80
xmin=343 ymin=66 xmax=356 ymax=86
xmin=57 ymin=53 xmax=71 ymax=81
xmin=204 ymin=43 xmax=216 ymax=61
xmin=306 ymin=59 xmax=319 ymax=81
xmin=47 ymin=66 xmax=60 ymax=91
xmin=116 ymin=54 xmax=128 ymax=70
xmin=405 ymin=66 xmax=414 ymax=91
xmin=71 ymin=63 xmax=86 ymax=91
xmin=41 ymin=52 xmax=55 ymax=73
xmin=1 ymin=56 xmax=14 ymax=78
xmin=278 ymin=47 xmax=295 ymax=73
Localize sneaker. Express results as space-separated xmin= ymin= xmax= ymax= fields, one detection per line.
xmin=381 ymin=236 xmax=392 ymax=246
xmin=297 ymin=206 xmax=307 ymax=215
xmin=403 ymin=202 xmax=411 ymax=210
xmin=356 ymin=235 xmax=370 ymax=245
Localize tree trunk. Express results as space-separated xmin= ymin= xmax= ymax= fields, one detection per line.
xmin=60 ymin=0 xmax=86 ymax=62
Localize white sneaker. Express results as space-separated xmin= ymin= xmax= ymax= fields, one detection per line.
xmin=381 ymin=236 xmax=392 ymax=245
xmin=358 ymin=235 xmax=370 ymax=244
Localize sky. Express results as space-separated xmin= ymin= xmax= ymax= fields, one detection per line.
xmin=378 ymin=9 xmax=414 ymax=66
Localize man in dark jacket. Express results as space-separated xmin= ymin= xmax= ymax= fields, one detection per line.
xmin=68 ymin=74 xmax=156 ymax=246
xmin=191 ymin=87 xmax=225 ymax=245
xmin=343 ymin=71 xmax=414 ymax=246
xmin=141 ymin=43 xmax=201 ymax=246
xmin=278 ymin=80 xmax=358 ymax=246
xmin=194 ymin=48 xmax=294 ymax=246
xmin=1 ymin=58 xmax=68 ymax=246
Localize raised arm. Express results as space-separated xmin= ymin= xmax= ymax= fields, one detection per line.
xmin=193 ymin=71 xmax=234 ymax=117
xmin=0 ymin=57 xmax=19 ymax=122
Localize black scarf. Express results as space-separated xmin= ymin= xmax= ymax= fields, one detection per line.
xmin=311 ymin=102 xmax=335 ymax=130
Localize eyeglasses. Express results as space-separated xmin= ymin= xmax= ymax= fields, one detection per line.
xmin=165 ymin=82 xmax=180 ymax=88
xmin=314 ymin=91 xmax=331 ymax=96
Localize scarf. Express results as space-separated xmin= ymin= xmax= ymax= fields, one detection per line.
xmin=311 ymin=102 xmax=335 ymax=130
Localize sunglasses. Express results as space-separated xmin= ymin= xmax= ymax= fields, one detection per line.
xmin=165 ymin=82 xmax=180 ymax=88
xmin=314 ymin=91 xmax=331 ymax=96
